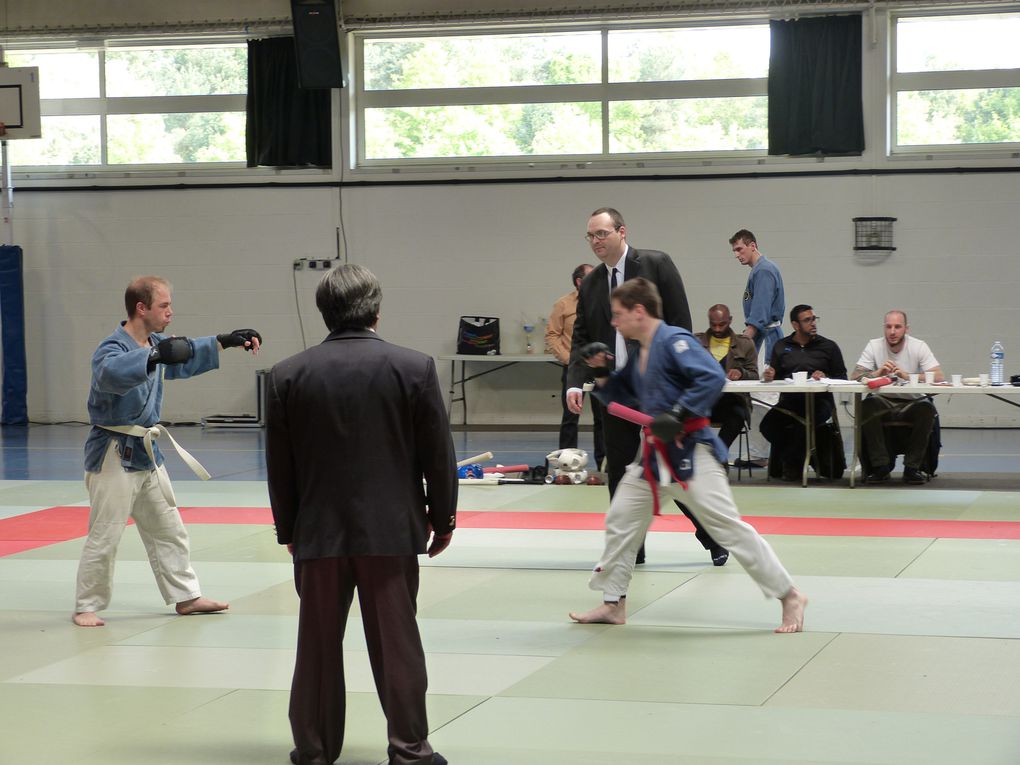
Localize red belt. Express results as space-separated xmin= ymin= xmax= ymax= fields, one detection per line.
xmin=640 ymin=416 xmax=709 ymax=515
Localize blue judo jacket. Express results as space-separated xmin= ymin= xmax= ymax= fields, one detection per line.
xmin=592 ymin=322 xmax=729 ymax=481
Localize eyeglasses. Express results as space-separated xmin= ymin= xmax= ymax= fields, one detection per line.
xmin=796 ymin=315 xmax=820 ymax=324
xmin=584 ymin=226 xmax=621 ymax=243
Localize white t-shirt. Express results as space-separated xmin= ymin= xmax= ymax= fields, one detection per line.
xmin=856 ymin=335 xmax=939 ymax=399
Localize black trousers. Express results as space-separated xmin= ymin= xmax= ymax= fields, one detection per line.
xmin=760 ymin=394 xmax=835 ymax=472
xmin=290 ymin=556 xmax=434 ymax=765
xmin=601 ymin=408 xmax=722 ymax=553
xmin=862 ymin=395 xmax=936 ymax=470
xmin=560 ymin=366 xmax=606 ymax=468
xmin=710 ymin=393 xmax=750 ymax=450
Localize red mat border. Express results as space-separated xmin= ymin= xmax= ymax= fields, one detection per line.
xmin=3 ymin=505 xmax=1020 ymax=557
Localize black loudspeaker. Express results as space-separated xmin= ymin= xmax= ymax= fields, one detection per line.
xmin=291 ymin=0 xmax=344 ymax=89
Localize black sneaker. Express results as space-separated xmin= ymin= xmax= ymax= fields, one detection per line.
xmin=866 ymin=468 xmax=891 ymax=484
xmin=903 ymin=467 xmax=926 ymax=485
xmin=711 ymin=547 xmax=729 ymax=567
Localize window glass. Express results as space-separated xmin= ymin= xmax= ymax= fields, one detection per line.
xmin=364 ymin=32 xmax=601 ymax=90
xmin=8 ymin=116 xmax=101 ymax=165
xmin=106 ymin=46 xmax=247 ymax=96
xmin=4 ymin=51 xmax=100 ymax=99
xmin=609 ymin=26 xmax=769 ymax=82
xmin=365 ymin=103 xmax=601 ymax=159
xmin=897 ymin=89 xmax=1020 ymax=145
xmin=107 ymin=112 xmax=246 ymax=163
xmin=609 ymin=97 xmax=767 ymax=152
xmin=897 ymin=14 xmax=1020 ymax=73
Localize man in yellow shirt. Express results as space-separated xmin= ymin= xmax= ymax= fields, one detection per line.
xmin=547 ymin=263 xmax=604 ymax=469
xmin=694 ymin=304 xmax=759 ymax=451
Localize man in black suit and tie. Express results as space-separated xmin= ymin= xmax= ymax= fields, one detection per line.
xmin=267 ymin=264 xmax=455 ymax=765
xmin=566 ymin=207 xmax=728 ymax=567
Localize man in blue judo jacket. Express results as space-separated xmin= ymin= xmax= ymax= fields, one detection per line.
xmin=568 ymin=278 xmax=807 ymax=633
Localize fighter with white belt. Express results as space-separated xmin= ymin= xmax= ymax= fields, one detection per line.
xmin=568 ymin=277 xmax=807 ymax=633
xmin=72 ymin=274 xmax=261 ymax=627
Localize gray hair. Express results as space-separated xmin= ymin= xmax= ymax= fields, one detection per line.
xmin=316 ymin=264 xmax=382 ymax=332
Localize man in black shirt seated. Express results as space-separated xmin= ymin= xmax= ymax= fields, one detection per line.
xmin=760 ymin=304 xmax=847 ymax=481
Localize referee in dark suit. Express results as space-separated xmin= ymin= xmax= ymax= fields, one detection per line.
xmin=566 ymin=207 xmax=727 ymax=567
xmin=267 ymin=264 xmax=455 ymax=765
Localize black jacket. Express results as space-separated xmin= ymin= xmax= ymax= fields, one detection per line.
xmin=267 ymin=328 xmax=457 ymax=560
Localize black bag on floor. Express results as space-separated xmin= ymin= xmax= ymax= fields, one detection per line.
xmin=810 ymin=420 xmax=846 ymax=481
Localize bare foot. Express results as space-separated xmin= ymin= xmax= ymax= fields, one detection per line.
xmin=72 ymin=611 xmax=105 ymax=627
xmin=776 ymin=587 xmax=808 ymax=633
xmin=569 ymin=599 xmax=626 ymax=624
xmin=175 ymin=596 xmax=229 ymax=615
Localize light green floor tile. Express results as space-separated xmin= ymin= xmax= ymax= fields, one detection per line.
xmin=0 ymin=609 xmax=171 ymax=681
xmin=958 ymin=491 xmax=1020 ymax=520
xmin=9 ymin=644 xmax=296 ymax=689
xmin=428 ymin=696 xmax=1020 ymax=765
xmin=0 ymin=480 xmax=88 ymax=505
xmin=900 ymin=538 xmax=1020 ymax=580
xmin=120 ymin=613 xmax=298 ymax=650
xmin=501 ymin=625 xmax=831 ymax=705
xmin=171 ymin=480 xmax=271 ymax=506
xmin=632 ymin=573 xmax=1020 ymax=637
xmin=709 ymin=534 xmax=934 ymax=578
xmin=769 ymin=632 xmax=1020 ymax=717
xmin=733 ymin=485 xmax=984 ymax=519
xmin=0 ymin=683 xmax=229 ymax=764
xmin=421 ymin=527 xmax=717 ymax=572
xmin=188 ymin=525 xmax=288 ymax=563
xmin=419 ymin=565 xmax=696 ymax=622
xmin=68 ymin=689 xmax=482 ymax=765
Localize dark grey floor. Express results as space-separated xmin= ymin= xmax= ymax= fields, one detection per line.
xmin=0 ymin=423 xmax=1016 ymax=486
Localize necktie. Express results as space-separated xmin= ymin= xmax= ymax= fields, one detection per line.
xmin=611 ymin=267 xmax=619 ymax=289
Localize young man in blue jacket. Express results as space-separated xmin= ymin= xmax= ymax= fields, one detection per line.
xmin=569 ymin=278 xmax=807 ymax=633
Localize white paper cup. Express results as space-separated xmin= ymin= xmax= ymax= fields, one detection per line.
xmin=924 ymin=371 xmax=935 ymax=384
xmin=792 ymin=371 xmax=808 ymax=383
xmin=909 ymin=373 xmax=920 ymax=385
xmin=952 ymin=374 xmax=962 ymax=386
xmin=979 ymin=373 xmax=989 ymax=386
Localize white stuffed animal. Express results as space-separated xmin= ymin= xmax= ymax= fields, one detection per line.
xmin=545 ymin=448 xmax=589 ymax=485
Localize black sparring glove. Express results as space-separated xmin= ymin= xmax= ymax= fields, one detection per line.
xmin=216 ymin=328 xmax=262 ymax=352
xmin=650 ymin=405 xmax=689 ymax=443
xmin=579 ymin=341 xmax=613 ymax=378
xmin=147 ymin=336 xmax=194 ymax=372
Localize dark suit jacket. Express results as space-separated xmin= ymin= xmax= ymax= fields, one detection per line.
xmin=266 ymin=328 xmax=457 ymax=561
xmin=567 ymin=246 xmax=692 ymax=389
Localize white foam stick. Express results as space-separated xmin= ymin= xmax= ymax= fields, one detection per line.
xmin=582 ymin=382 xmax=595 ymax=392
xmin=458 ymin=476 xmax=501 ymax=485
xmin=457 ymin=451 xmax=493 ymax=467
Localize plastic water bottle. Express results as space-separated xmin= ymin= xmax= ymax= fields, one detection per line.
xmin=990 ymin=340 xmax=1005 ymax=386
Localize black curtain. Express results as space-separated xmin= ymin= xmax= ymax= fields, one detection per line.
xmin=246 ymin=37 xmax=332 ymax=167
xmin=768 ymin=15 xmax=864 ymax=156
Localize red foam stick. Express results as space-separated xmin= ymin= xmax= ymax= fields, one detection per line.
xmin=482 ymin=464 xmax=529 ymax=474
xmin=867 ymin=376 xmax=895 ymax=389
xmin=607 ymin=402 xmax=652 ymax=427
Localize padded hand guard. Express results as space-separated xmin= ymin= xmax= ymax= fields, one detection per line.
xmin=650 ymin=406 xmax=689 ymax=443
xmin=148 ymin=336 xmax=194 ymax=371
xmin=579 ymin=341 xmax=611 ymax=360
xmin=216 ymin=328 xmax=262 ymax=351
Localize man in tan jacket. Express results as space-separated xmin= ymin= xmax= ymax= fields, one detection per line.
xmin=694 ymin=304 xmax=759 ymax=451
xmin=546 ymin=263 xmax=604 ymax=468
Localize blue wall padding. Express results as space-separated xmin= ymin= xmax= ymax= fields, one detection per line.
xmin=0 ymin=245 xmax=27 ymax=424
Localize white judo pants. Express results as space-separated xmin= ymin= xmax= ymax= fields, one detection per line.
xmin=75 ymin=441 xmax=202 ymax=613
xmin=589 ymin=443 xmax=794 ymax=601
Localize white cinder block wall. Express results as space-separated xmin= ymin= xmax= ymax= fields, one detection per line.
xmin=17 ymin=170 xmax=1020 ymax=426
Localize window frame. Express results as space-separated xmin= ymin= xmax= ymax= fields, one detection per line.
xmin=889 ymin=9 xmax=1020 ymax=156
xmin=351 ymin=20 xmax=771 ymax=170
xmin=6 ymin=36 xmax=252 ymax=174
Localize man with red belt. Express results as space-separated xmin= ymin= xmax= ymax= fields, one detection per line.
xmin=568 ymin=278 xmax=806 ymax=633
